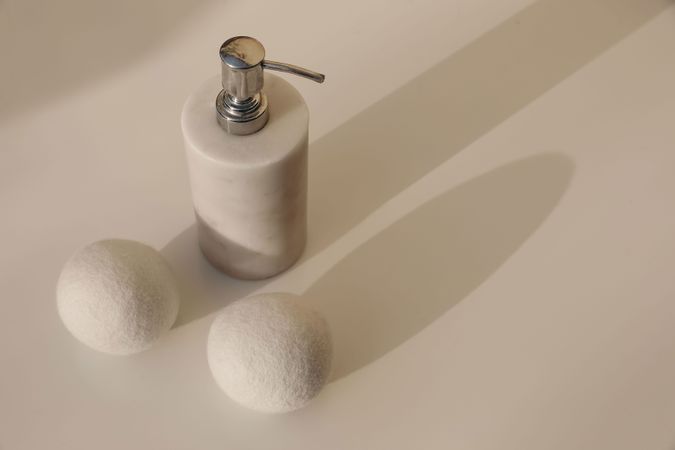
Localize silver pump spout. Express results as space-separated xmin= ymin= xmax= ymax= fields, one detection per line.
xmin=216 ymin=36 xmax=325 ymax=136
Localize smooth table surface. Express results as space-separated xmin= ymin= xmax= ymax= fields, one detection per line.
xmin=2 ymin=0 xmax=675 ymax=448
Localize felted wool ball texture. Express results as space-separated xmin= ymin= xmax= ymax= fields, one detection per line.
xmin=207 ymin=292 xmax=332 ymax=413
xmin=56 ymin=239 xmax=180 ymax=355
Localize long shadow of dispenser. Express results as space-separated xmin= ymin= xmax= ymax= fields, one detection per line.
xmin=304 ymin=154 xmax=574 ymax=380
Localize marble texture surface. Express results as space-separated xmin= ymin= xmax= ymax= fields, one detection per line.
xmin=182 ymin=74 xmax=309 ymax=279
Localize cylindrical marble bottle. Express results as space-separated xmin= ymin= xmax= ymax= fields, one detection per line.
xmin=181 ymin=36 xmax=324 ymax=280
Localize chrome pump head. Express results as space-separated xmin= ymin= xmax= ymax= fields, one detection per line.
xmin=216 ymin=36 xmax=325 ymax=136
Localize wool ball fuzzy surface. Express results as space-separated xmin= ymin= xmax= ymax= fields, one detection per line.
xmin=57 ymin=239 xmax=180 ymax=355
xmin=207 ymin=293 xmax=332 ymax=413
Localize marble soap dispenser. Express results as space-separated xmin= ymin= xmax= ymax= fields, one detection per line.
xmin=181 ymin=36 xmax=324 ymax=280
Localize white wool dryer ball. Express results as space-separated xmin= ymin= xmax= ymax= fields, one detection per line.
xmin=56 ymin=239 xmax=180 ymax=355
xmin=207 ymin=293 xmax=332 ymax=413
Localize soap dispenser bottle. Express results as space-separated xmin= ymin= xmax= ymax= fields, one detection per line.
xmin=181 ymin=36 xmax=324 ymax=280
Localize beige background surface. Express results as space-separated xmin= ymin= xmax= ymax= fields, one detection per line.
xmin=1 ymin=0 xmax=675 ymax=448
